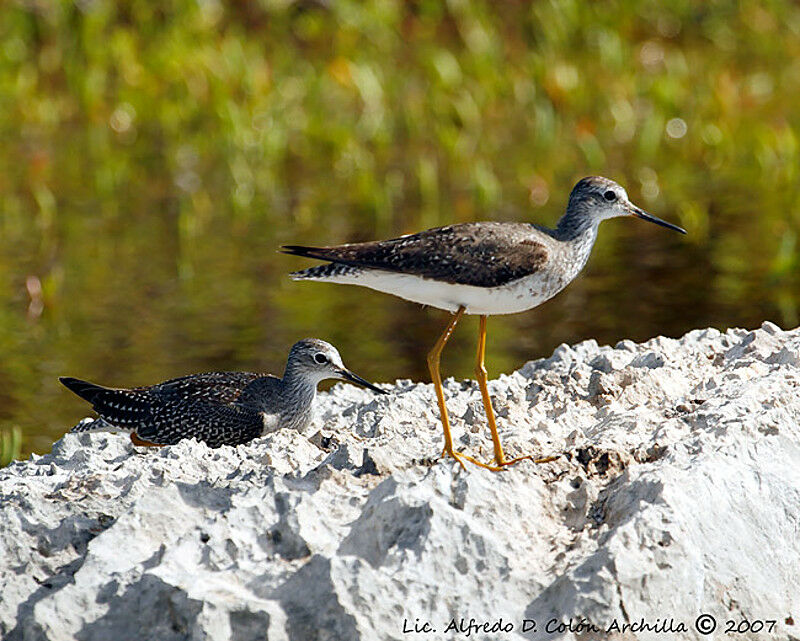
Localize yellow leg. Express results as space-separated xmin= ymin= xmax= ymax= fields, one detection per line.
xmin=130 ymin=433 xmax=165 ymax=447
xmin=474 ymin=315 xmax=560 ymax=469
xmin=427 ymin=307 xmax=497 ymax=471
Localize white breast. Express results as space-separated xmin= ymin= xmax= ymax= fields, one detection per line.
xmin=260 ymin=412 xmax=281 ymax=435
xmin=303 ymin=268 xmax=573 ymax=315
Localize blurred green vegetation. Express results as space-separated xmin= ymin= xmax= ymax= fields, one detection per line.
xmin=0 ymin=426 xmax=22 ymax=466
xmin=1 ymin=1 xmax=798 ymax=458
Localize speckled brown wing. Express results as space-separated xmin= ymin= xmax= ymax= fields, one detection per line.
xmin=144 ymin=371 xmax=264 ymax=405
xmin=283 ymin=222 xmax=550 ymax=288
xmin=137 ymin=398 xmax=265 ymax=447
xmin=61 ymin=373 xmax=270 ymax=448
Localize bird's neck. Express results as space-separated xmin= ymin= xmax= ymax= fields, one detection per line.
xmin=281 ymin=367 xmax=318 ymax=399
xmin=238 ymin=372 xmax=317 ymax=414
xmin=278 ymin=372 xmax=317 ymax=430
xmin=555 ymin=204 xmax=599 ymax=243
xmin=552 ymin=207 xmax=600 ymax=278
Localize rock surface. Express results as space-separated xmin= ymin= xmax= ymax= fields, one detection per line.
xmin=2 ymin=322 xmax=799 ymax=641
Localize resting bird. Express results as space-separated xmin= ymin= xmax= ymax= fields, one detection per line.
xmin=61 ymin=338 xmax=385 ymax=448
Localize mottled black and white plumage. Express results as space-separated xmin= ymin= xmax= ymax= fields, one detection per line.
xmin=283 ymin=177 xmax=686 ymax=315
xmin=62 ymin=339 xmax=385 ymax=448
xmin=284 ymin=222 xmax=549 ymax=288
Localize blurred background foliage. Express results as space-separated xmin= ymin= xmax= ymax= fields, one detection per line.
xmin=1 ymin=0 xmax=798 ymax=458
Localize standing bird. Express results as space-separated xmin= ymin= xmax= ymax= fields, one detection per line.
xmin=61 ymin=338 xmax=385 ymax=448
xmin=283 ymin=176 xmax=686 ymax=470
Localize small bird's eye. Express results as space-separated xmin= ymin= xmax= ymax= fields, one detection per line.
xmin=603 ymin=190 xmax=617 ymax=202
xmin=314 ymin=353 xmax=328 ymax=364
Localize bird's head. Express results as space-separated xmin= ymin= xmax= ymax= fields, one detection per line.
xmin=568 ymin=176 xmax=686 ymax=234
xmin=287 ymin=338 xmax=386 ymax=394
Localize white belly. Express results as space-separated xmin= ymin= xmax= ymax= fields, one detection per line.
xmin=299 ymin=269 xmax=570 ymax=315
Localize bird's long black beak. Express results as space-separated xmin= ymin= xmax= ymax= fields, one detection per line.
xmin=337 ymin=369 xmax=387 ymax=395
xmin=628 ymin=204 xmax=687 ymax=234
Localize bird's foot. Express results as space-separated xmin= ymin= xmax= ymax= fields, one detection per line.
xmin=440 ymin=448 xmax=505 ymax=472
xmin=439 ymin=449 xmax=561 ymax=472
xmin=130 ymin=433 xmax=165 ymax=448
xmin=439 ymin=445 xmax=560 ymax=471
xmin=493 ymin=453 xmax=561 ymax=467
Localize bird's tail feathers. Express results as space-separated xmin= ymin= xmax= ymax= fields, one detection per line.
xmin=60 ymin=376 xmax=151 ymax=427
xmin=69 ymin=417 xmax=129 ymax=434
xmin=290 ymin=263 xmax=362 ymax=281
xmin=280 ymin=245 xmax=331 ymax=261
xmin=59 ymin=377 xmax=108 ymax=404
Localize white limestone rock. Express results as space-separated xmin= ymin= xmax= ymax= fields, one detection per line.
xmin=1 ymin=322 xmax=799 ymax=640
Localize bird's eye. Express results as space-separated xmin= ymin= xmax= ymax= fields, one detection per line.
xmin=314 ymin=353 xmax=328 ymax=364
xmin=603 ymin=190 xmax=617 ymax=202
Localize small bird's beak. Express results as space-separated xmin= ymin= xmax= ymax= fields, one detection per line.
xmin=626 ymin=203 xmax=687 ymax=234
xmin=337 ymin=368 xmax=388 ymax=394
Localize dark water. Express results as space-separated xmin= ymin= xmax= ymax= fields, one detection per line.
xmin=3 ymin=179 xmax=794 ymax=457
xmin=1 ymin=2 xmax=798 ymax=456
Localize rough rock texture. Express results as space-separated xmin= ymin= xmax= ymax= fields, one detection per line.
xmin=2 ymin=322 xmax=799 ymax=641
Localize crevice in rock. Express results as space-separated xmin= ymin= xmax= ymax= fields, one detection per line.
xmin=269 ymin=493 xmax=311 ymax=561
xmin=338 ymin=495 xmax=433 ymax=568
xmin=75 ymin=575 xmax=203 ymax=641
xmin=175 ymin=480 xmax=233 ymax=511
xmin=229 ymin=609 xmax=272 ymax=641
xmin=4 ymin=556 xmax=86 ymax=641
xmin=271 ymin=556 xmax=360 ymax=641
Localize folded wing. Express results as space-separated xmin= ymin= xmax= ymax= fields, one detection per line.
xmin=283 ymin=222 xmax=549 ymax=288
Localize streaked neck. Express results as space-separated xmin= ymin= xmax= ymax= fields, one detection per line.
xmin=555 ymin=204 xmax=599 ymax=243
xmin=281 ymin=367 xmax=318 ymax=399
xmin=553 ymin=207 xmax=601 ymax=279
xmin=269 ymin=372 xmax=315 ymax=430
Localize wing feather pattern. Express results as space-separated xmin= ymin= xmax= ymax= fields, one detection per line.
xmin=283 ymin=222 xmax=550 ymax=288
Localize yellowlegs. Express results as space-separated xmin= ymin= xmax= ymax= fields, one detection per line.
xmin=283 ymin=176 xmax=686 ymax=470
xmin=61 ymin=339 xmax=385 ymax=448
